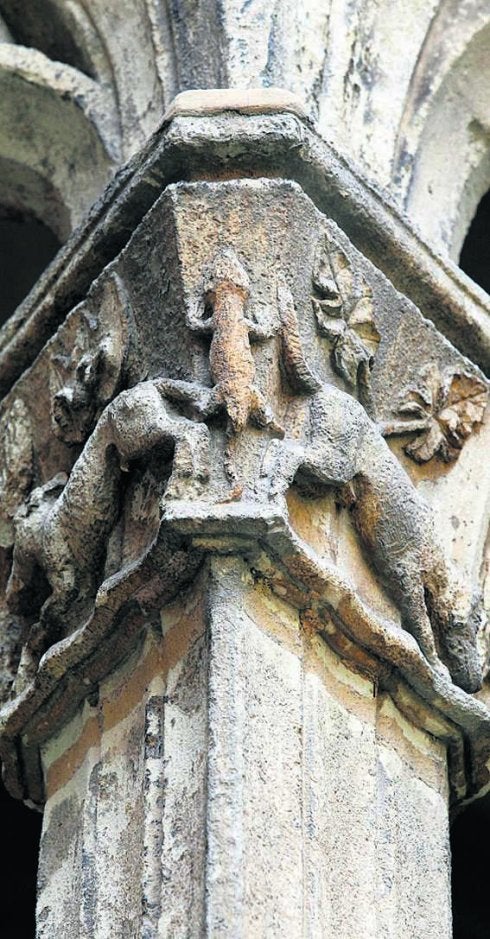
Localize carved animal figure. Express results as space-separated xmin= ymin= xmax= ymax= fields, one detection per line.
xmin=50 ymin=272 xmax=138 ymax=445
xmin=7 ymin=381 xmax=209 ymax=686
xmin=186 ymin=248 xmax=283 ymax=497
xmin=274 ymin=285 xmax=483 ymax=692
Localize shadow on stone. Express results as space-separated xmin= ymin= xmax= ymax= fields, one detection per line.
xmin=0 ymin=776 xmax=42 ymax=936
xmin=451 ymin=791 xmax=490 ymax=938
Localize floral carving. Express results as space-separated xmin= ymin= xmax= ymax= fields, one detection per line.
xmin=311 ymin=233 xmax=380 ymax=390
xmin=382 ymin=364 xmax=488 ymax=463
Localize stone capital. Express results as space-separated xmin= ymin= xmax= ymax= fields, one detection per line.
xmin=0 ymin=90 xmax=489 ymax=835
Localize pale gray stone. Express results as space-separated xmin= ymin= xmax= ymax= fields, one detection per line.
xmin=0 ymin=7 xmax=489 ymax=931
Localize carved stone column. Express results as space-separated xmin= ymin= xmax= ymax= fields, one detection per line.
xmin=1 ymin=91 xmax=490 ymax=937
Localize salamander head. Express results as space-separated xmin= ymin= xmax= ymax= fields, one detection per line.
xmin=204 ymin=248 xmax=250 ymax=303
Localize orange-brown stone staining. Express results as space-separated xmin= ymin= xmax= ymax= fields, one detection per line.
xmin=207 ymin=252 xmax=256 ymax=435
xmin=286 ymin=487 xmax=338 ymax=558
xmin=241 ymin=571 xmax=450 ymax=815
xmin=237 ymin=565 xmax=470 ymax=803
xmin=45 ymin=591 xmax=206 ymax=797
xmin=102 ymin=596 xmax=205 ymax=731
xmin=0 ymin=174 xmax=487 ymax=829
xmin=182 ymin=246 xmax=284 ymax=496
xmin=303 ymin=606 xmax=384 ymax=686
xmin=2 ymin=2 xmax=490 ymax=933
xmin=242 ymin=573 xmax=445 ymax=791
xmin=244 ymin=577 xmax=303 ymax=658
xmin=45 ymin=712 xmax=102 ymax=800
xmin=381 ymin=364 xmax=488 ymax=464
xmin=375 ymin=696 xmax=448 ymax=794
xmin=0 ymin=87 xmax=488 ymax=939
xmin=303 ymin=616 xmax=379 ymax=717
xmin=41 ymin=565 xmax=452 ymax=936
xmin=164 ymin=88 xmax=308 ymax=122
xmin=346 ymin=475 xmax=382 ymax=550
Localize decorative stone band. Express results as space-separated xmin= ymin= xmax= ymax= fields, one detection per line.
xmin=161 ymin=87 xmax=310 ymax=122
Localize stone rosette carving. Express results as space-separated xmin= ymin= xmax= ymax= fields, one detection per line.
xmin=381 ymin=363 xmax=488 ymax=463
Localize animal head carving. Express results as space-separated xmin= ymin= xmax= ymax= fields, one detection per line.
xmin=50 ymin=273 xmax=136 ymax=445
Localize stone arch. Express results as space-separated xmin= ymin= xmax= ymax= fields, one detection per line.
xmin=458 ymin=176 xmax=490 ymax=296
xmin=0 ymin=157 xmax=69 ymax=244
xmin=0 ymin=1 xmax=179 ymax=324
xmin=0 ymin=0 xmax=106 ymax=79
xmin=0 ymin=160 xmax=65 ymax=323
xmin=393 ymin=7 xmax=490 ymax=259
xmin=0 ymin=40 xmax=116 ymax=319
xmin=0 ymin=44 xmax=118 ymax=226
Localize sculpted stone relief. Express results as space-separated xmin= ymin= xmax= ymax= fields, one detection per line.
xmin=162 ymin=247 xmax=284 ymax=499
xmin=0 ymin=271 xmax=141 ymax=698
xmin=7 ymin=382 xmax=210 ymax=690
xmin=311 ymin=231 xmax=380 ymax=410
xmin=273 ymin=284 xmax=484 ymax=691
xmin=381 ymin=363 xmax=488 ymax=464
xmin=48 ymin=272 xmax=139 ymax=445
xmin=308 ymin=230 xmax=488 ymax=464
xmin=0 ymin=179 xmax=488 ymax=798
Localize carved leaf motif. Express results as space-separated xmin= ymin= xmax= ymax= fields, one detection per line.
xmin=404 ymin=420 xmax=446 ymax=464
xmin=439 ymin=373 xmax=488 ymax=444
xmin=312 ymin=232 xmax=380 ymax=388
xmin=395 ymin=365 xmax=488 ymax=463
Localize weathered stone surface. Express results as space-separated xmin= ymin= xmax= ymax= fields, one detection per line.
xmin=163 ymin=87 xmax=309 ymax=122
xmin=37 ymin=583 xmax=208 ymax=937
xmin=1 ymin=83 xmax=490 ymax=937
xmin=35 ymin=560 xmax=454 ymax=937
xmin=2 ymin=2 xmax=490 ymax=317
xmin=1 ymin=170 xmax=489 ymax=812
xmin=2 ymin=101 xmax=490 ymax=408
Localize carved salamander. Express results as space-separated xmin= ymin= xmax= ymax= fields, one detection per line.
xmin=165 ymin=248 xmax=283 ymax=499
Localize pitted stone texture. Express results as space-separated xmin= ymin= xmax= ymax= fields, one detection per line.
xmin=163 ymin=87 xmax=309 ymax=122
xmin=238 ymin=564 xmax=451 ymax=939
xmin=206 ymin=560 xmax=304 ymax=936
xmin=37 ymin=561 xmax=452 ymax=937
xmin=38 ymin=584 xmax=208 ymax=937
xmin=374 ymin=738 xmax=452 ymax=939
xmin=0 ymin=0 xmax=166 ymax=243
xmin=1 ymin=177 xmax=488 ymax=804
xmin=2 ymin=2 xmax=490 ymax=281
